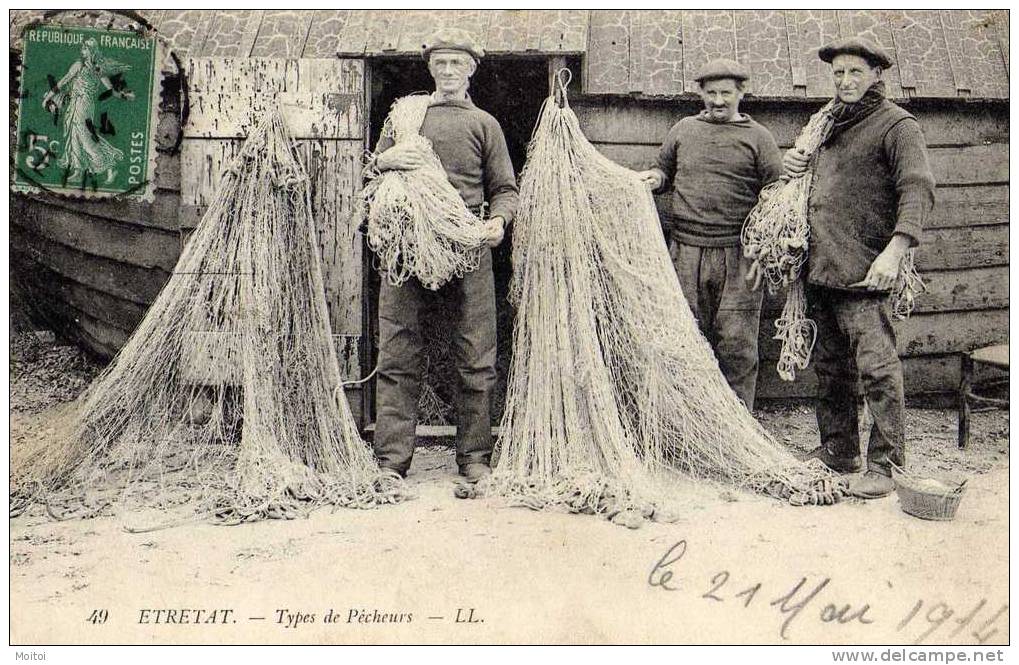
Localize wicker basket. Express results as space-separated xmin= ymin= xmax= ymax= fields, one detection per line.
xmin=892 ymin=470 xmax=967 ymax=521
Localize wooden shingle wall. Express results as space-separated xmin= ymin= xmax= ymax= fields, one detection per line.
xmin=579 ymin=9 xmax=1009 ymax=99
xmin=13 ymin=10 xmax=1006 ymax=99
xmin=574 ymin=97 xmax=1008 ymax=398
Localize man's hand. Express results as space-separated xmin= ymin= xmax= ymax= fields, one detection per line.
xmin=636 ymin=169 xmax=665 ymax=190
xmin=376 ymin=143 xmax=429 ymax=171
xmin=481 ymin=216 xmax=506 ymax=248
xmin=850 ymin=235 xmax=911 ymax=292
xmin=782 ymin=147 xmax=810 ymax=179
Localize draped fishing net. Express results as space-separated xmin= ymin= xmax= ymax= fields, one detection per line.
xmin=9 ymin=107 xmax=411 ymax=528
xmin=467 ymin=74 xmax=848 ymax=526
xmin=358 ymin=94 xmax=489 ymax=291
xmin=743 ymin=101 xmax=925 ymax=381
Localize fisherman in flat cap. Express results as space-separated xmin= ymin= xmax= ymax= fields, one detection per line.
xmin=369 ymin=28 xmax=518 ymax=483
xmin=638 ymin=58 xmax=783 ymax=410
xmin=783 ymin=37 xmax=935 ymax=498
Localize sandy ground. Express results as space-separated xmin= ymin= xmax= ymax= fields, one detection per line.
xmin=8 ymin=335 xmax=1011 ymax=645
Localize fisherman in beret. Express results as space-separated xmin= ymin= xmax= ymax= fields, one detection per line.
xmin=370 ymin=28 xmax=518 ymax=483
xmin=638 ymin=58 xmax=783 ymax=411
xmin=783 ymin=37 xmax=935 ymax=498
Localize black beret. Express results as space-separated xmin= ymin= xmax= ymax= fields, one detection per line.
xmin=818 ymin=36 xmax=893 ymax=70
xmin=693 ymin=58 xmax=749 ymax=84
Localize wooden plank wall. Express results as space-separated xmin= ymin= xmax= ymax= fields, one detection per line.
xmin=181 ymin=57 xmax=368 ymax=419
xmin=572 ymin=97 xmax=1009 ymax=399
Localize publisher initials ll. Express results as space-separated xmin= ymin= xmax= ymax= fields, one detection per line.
xmin=455 ymin=608 xmax=482 ymax=623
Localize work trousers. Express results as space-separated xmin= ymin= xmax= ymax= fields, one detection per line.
xmin=807 ymin=285 xmax=905 ymax=476
xmin=669 ymin=240 xmax=764 ymax=410
xmin=373 ymin=249 xmax=497 ymax=476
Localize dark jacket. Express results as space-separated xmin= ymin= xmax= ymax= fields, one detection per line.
xmin=806 ymin=99 xmax=936 ymax=289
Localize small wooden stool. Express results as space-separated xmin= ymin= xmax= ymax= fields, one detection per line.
xmin=958 ymin=344 xmax=1009 ymax=449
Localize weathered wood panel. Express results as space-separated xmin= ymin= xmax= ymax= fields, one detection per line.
xmin=17 ymin=10 xmax=1005 ymax=98
xmin=11 ymin=226 xmax=169 ymax=306
xmin=178 ymin=138 xmax=241 ymax=228
xmin=954 ymin=10 xmax=1011 ymax=99
xmin=573 ymin=99 xmax=1009 ymax=149
xmin=393 ymin=10 xmax=489 ymax=54
xmin=918 ymin=225 xmax=1008 ymax=270
xmin=197 ymin=10 xmax=262 ymax=58
xmin=927 ymin=144 xmax=1008 ymax=186
xmin=296 ymin=140 xmax=364 ymax=338
xmin=914 ymin=266 xmax=1009 ymax=313
xmin=302 ymin=10 xmax=350 ymax=58
xmin=756 ymin=354 xmax=1004 ymax=400
xmin=735 ymin=10 xmax=792 ymax=97
xmin=21 ymin=263 xmax=150 ymax=334
xmin=680 ymin=11 xmax=738 ymax=94
xmin=992 ymin=10 xmax=1009 ymax=73
xmin=334 ymin=10 xmax=371 ymax=56
xmin=633 ymin=10 xmax=684 ymax=96
xmin=888 ymin=10 xmax=958 ymax=98
xmin=68 ymin=308 xmax=127 ymax=359
xmin=25 ymin=189 xmax=182 ymax=233
xmin=789 ymin=10 xmax=842 ymax=99
xmin=758 ymin=308 xmax=1009 ymax=360
xmin=929 ymin=185 xmax=1008 ymax=229
xmin=537 ymin=10 xmax=589 ymax=53
xmin=836 ymin=10 xmax=905 ymax=99
xmin=895 ymin=309 xmax=1009 ymax=357
xmin=184 ymin=58 xmax=363 ymax=140
xmin=585 ymin=11 xmax=631 ymax=94
xmin=250 ymin=11 xmax=315 ymax=59
xmin=179 ymin=137 xmax=363 ymax=336
xmin=13 ymin=203 xmax=181 ymax=272
xmin=152 ymin=10 xmax=214 ymax=56
xmin=589 ymin=142 xmax=1008 ymax=188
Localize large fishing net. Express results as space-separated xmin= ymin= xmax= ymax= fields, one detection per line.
xmin=9 ymin=106 xmax=411 ymax=528
xmin=743 ymin=101 xmax=925 ymax=381
xmin=358 ymin=94 xmax=489 ymax=290
xmin=467 ymin=73 xmax=847 ymax=526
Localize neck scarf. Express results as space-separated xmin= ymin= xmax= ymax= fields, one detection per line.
xmin=827 ymin=80 xmax=887 ymax=137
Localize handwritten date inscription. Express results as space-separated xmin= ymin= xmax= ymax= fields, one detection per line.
xmin=648 ymin=540 xmax=1007 ymax=644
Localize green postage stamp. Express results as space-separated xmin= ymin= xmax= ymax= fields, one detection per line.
xmin=13 ymin=24 xmax=161 ymax=199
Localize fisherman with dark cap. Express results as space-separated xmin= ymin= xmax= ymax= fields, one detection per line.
xmin=638 ymin=58 xmax=783 ymax=410
xmin=370 ymin=28 xmax=519 ymax=483
xmin=783 ymin=37 xmax=936 ymax=498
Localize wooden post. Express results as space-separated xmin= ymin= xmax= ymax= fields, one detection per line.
xmin=549 ymin=55 xmax=568 ymax=105
xmin=958 ymin=353 xmax=972 ymax=449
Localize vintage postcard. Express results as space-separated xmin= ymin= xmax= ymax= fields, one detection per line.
xmin=7 ymin=7 xmax=1011 ymax=657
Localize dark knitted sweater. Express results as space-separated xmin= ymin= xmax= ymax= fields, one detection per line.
xmin=654 ymin=112 xmax=783 ymax=247
xmin=807 ymin=99 xmax=936 ymax=289
xmin=375 ymin=95 xmax=519 ymax=224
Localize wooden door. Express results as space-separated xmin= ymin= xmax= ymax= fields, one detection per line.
xmin=179 ymin=56 xmax=369 ymax=424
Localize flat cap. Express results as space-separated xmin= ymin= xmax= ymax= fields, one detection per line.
xmin=422 ymin=28 xmax=484 ymax=61
xmin=693 ymin=58 xmax=749 ymax=84
xmin=818 ymin=36 xmax=893 ymax=70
